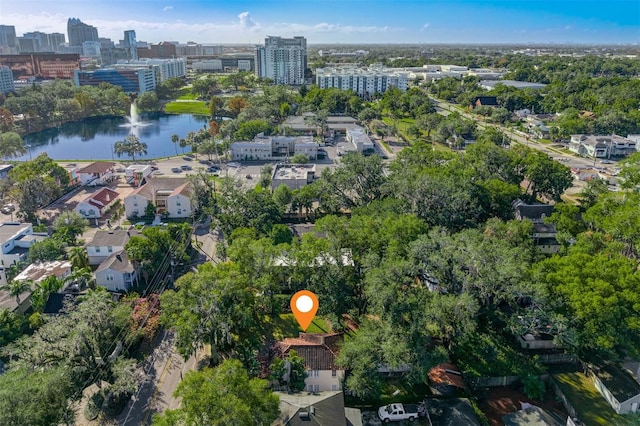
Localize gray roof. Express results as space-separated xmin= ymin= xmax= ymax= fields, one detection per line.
xmin=595 ymin=364 xmax=640 ymax=403
xmin=427 ymin=398 xmax=482 ymax=426
xmin=0 ymin=223 xmax=31 ymax=242
xmin=95 ymin=250 xmax=135 ymax=273
xmin=276 ymin=391 xmax=347 ymax=426
xmin=87 ymin=229 xmax=142 ymax=247
xmin=502 ymin=406 xmax=564 ymax=426
xmin=481 ymin=80 xmax=547 ymax=89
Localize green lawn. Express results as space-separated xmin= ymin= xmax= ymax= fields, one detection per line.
xmin=554 ymin=372 xmax=621 ymax=425
xmin=266 ymin=314 xmax=331 ymax=340
xmin=176 ymin=91 xmax=199 ymax=100
xmin=164 ymin=101 xmax=210 ymax=115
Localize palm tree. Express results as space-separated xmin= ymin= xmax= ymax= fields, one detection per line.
xmin=4 ymin=279 xmax=32 ymax=304
xmin=69 ymin=246 xmax=89 ymax=270
xmin=171 ymin=133 xmax=179 ymax=156
xmin=114 ymin=135 xmax=148 ymax=162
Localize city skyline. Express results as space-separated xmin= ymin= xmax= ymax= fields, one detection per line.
xmin=1 ymin=0 xmax=639 ymax=45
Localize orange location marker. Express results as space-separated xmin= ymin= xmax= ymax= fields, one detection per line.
xmin=290 ymin=290 xmax=319 ymax=331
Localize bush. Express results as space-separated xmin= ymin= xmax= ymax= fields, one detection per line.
xmin=522 ymin=374 xmax=546 ymax=401
xmin=84 ymin=391 xmax=104 ymax=421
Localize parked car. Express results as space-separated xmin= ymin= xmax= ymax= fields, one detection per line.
xmin=181 ymin=165 xmax=192 ymax=171
xmin=228 ymin=162 xmax=240 ymax=168
xmin=601 ymin=160 xmax=613 ymax=164
xmin=0 ymin=205 xmax=14 ymax=214
xmin=207 ymin=166 xmax=219 ymax=173
xmin=245 ymin=174 xmax=252 ymax=179
xmin=378 ymin=403 xmax=421 ymax=423
xmin=171 ymin=167 xmax=181 ymax=173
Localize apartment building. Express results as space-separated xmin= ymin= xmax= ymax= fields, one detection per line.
xmin=315 ymin=66 xmax=408 ymax=97
xmin=255 ymin=36 xmax=306 ymax=85
xmin=231 ymin=134 xmax=318 ymax=161
xmin=569 ymin=134 xmax=637 ymax=158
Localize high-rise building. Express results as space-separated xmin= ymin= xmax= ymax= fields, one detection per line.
xmin=74 ymin=68 xmax=157 ymax=93
xmin=122 ymin=30 xmax=137 ymax=61
xmin=48 ymin=33 xmax=66 ymax=52
xmin=0 ymin=66 xmax=14 ymax=94
xmin=67 ymin=18 xmax=99 ymax=48
xmin=22 ymin=32 xmax=52 ymax=52
xmin=0 ymin=26 xmax=18 ymax=54
xmin=255 ymin=36 xmax=306 ymax=85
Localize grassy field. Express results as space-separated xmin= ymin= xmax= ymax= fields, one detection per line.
xmin=554 ymin=372 xmax=621 ymax=425
xmin=164 ymin=101 xmax=210 ymax=115
xmin=176 ymin=91 xmax=199 ymax=100
xmin=267 ymin=314 xmax=332 ymax=340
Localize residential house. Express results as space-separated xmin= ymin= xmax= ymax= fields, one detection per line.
xmin=85 ymin=229 xmax=142 ymax=266
xmin=125 ymin=164 xmax=153 ymax=187
xmin=593 ymin=364 xmax=640 ymax=414
xmin=123 ymin=177 xmax=192 ymax=219
xmin=13 ymin=260 xmax=72 ymax=284
xmin=471 ymin=96 xmax=499 ymax=108
xmin=75 ymin=187 xmax=119 ymax=219
xmin=513 ymin=200 xmax=559 ymax=253
xmin=0 ymin=222 xmax=47 ymax=285
xmin=77 ymin=161 xmax=116 ymax=186
xmin=275 ymin=333 xmax=344 ymax=393
xmin=426 ymin=398 xmax=482 ymax=426
xmin=274 ymin=391 xmax=361 ymax=426
xmin=94 ymin=250 xmax=138 ymax=292
xmin=569 ymin=134 xmax=637 ymax=159
xmin=271 ymin=164 xmax=316 ymax=191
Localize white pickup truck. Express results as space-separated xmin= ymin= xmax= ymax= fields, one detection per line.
xmin=377 ymin=403 xmax=419 ymax=422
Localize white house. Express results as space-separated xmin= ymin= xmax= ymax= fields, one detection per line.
xmin=14 ymin=260 xmax=72 ymax=284
xmin=85 ymin=229 xmax=142 ymax=266
xmin=276 ymin=333 xmax=344 ymax=393
xmin=94 ymin=250 xmax=138 ymax=292
xmin=593 ymin=364 xmax=640 ymax=414
xmin=0 ymin=222 xmax=48 ymax=285
xmin=123 ymin=177 xmax=193 ymax=219
xmin=569 ymin=134 xmax=637 ymax=159
xmin=77 ymin=162 xmax=116 ymax=186
xmin=346 ymin=127 xmax=374 ymax=153
xmin=75 ymin=187 xmax=119 ymax=219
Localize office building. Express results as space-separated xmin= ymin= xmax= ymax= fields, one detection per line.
xmin=137 ymin=42 xmax=177 ymax=59
xmin=74 ymin=68 xmax=157 ymax=93
xmin=113 ymin=58 xmax=186 ymax=82
xmin=122 ymin=30 xmax=138 ymax=61
xmin=0 ymin=26 xmax=18 ymax=54
xmin=231 ymin=134 xmax=318 ymax=161
xmin=67 ymin=18 xmax=99 ymax=48
xmin=0 ymin=53 xmax=80 ymax=79
xmin=316 ymin=66 xmax=408 ymax=97
xmin=82 ymin=41 xmax=102 ymax=58
xmin=0 ymin=66 xmax=15 ymax=94
xmin=255 ymin=36 xmax=306 ymax=85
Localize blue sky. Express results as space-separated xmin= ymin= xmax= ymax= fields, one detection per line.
xmin=2 ymin=0 xmax=639 ymax=44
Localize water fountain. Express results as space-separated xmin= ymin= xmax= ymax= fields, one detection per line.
xmin=121 ymin=101 xmax=149 ymax=129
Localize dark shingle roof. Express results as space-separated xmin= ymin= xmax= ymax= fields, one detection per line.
xmin=95 ymin=250 xmax=135 ymax=273
xmin=87 ymin=229 xmax=142 ymax=247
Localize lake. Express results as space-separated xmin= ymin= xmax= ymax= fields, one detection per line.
xmin=17 ymin=113 xmax=210 ymax=161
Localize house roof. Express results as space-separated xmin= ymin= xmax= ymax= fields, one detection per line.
xmin=502 ymin=406 xmax=564 ymax=426
xmin=78 ymin=162 xmax=116 ymax=174
xmin=473 ymin=96 xmax=499 ymax=106
xmin=427 ymin=398 xmax=482 ymax=426
xmin=80 ymin=187 xmax=119 ymax=209
xmin=595 ymin=364 xmax=640 ymax=403
xmin=87 ymin=229 xmax=142 ymax=248
xmin=276 ymin=333 xmax=343 ymax=371
xmin=513 ymin=199 xmax=554 ymax=221
xmin=128 ymin=177 xmax=189 ymax=200
xmin=275 ymin=391 xmax=347 ymax=426
xmin=0 ymin=222 xmax=31 ymax=243
xmin=14 ymin=260 xmax=72 ymax=283
xmin=95 ymin=250 xmax=135 ymax=274
xmin=428 ymin=363 xmax=466 ymax=390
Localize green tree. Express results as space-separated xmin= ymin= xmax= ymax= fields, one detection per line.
xmin=69 ymin=246 xmax=89 ymax=270
xmin=234 ymin=119 xmax=272 ymax=141
xmin=114 ymin=135 xmax=148 ymax=161
xmin=269 ymin=349 xmax=307 ymax=392
xmin=290 ymin=153 xmax=309 ymax=164
xmin=171 ymin=133 xmax=180 ymax=156
xmin=0 ymin=308 xmax=28 ymax=346
xmin=3 ymin=280 xmax=32 ymax=304
xmin=28 ymin=238 xmax=66 ymax=263
xmin=152 ymin=359 xmax=279 ymax=426
xmin=0 ymin=131 xmax=27 ymax=159
xmin=52 ymin=211 xmax=89 ymax=245
xmin=209 ymin=96 xmax=224 ymax=118
xmin=136 ymin=91 xmax=160 ymax=112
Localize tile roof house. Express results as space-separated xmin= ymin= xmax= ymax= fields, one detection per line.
xmin=123 ymin=177 xmax=193 ymax=219
xmin=94 ymin=250 xmax=138 ymax=292
xmin=85 ymin=229 xmax=142 ymax=266
xmin=77 ymin=162 xmax=116 ymax=186
xmin=75 ymin=187 xmax=119 ymax=219
xmin=428 ymin=363 xmax=466 ymax=396
xmin=276 ymin=333 xmax=344 ymax=393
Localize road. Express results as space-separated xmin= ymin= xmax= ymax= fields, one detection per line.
xmin=118 ymin=330 xmax=197 ymax=425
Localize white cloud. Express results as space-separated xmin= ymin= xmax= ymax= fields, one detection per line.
xmin=237 ymin=11 xmax=257 ymax=29
xmin=163 ymin=6 xmax=173 ymax=12
xmin=421 ymin=23 xmax=430 ymax=32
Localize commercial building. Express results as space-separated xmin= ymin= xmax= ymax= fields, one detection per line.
xmin=67 ymin=18 xmax=99 ymax=48
xmin=122 ymin=30 xmax=138 ymax=61
xmin=0 ymin=25 xmax=18 ymax=54
xmin=117 ymin=58 xmax=186 ymax=81
xmin=316 ymin=66 xmax=408 ymax=97
xmin=0 ymin=53 xmax=81 ymax=79
xmin=231 ymin=134 xmax=318 ymax=161
xmin=191 ymin=54 xmax=254 ymax=73
xmin=345 ymin=127 xmax=374 ymax=152
xmin=137 ymin=42 xmax=177 ymax=59
xmin=74 ymin=67 xmax=157 ymax=93
xmin=0 ymin=66 xmax=14 ymax=94
xmin=0 ymin=222 xmax=48 ymax=285
xmin=271 ymin=164 xmax=316 ymax=191
xmin=255 ymin=36 xmax=306 ymax=85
